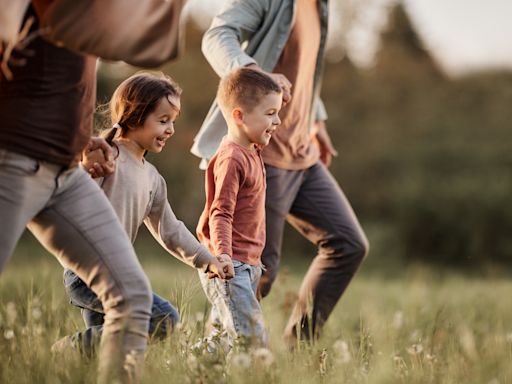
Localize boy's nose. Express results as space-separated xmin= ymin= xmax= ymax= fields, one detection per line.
xmin=273 ymin=115 xmax=281 ymax=126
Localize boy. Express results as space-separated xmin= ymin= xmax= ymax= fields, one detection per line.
xmin=196 ymin=67 xmax=282 ymax=349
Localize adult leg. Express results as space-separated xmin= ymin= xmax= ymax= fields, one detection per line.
xmin=284 ymin=162 xmax=369 ymax=342
xmin=28 ymin=166 xmax=152 ymax=384
xmin=258 ymin=165 xmax=302 ymax=299
xmin=0 ymin=150 xmax=54 ymax=271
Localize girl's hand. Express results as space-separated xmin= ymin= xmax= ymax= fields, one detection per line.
xmin=207 ymin=254 xmax=235 ymax=280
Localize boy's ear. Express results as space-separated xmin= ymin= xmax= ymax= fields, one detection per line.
xmin=232 ymin=108 xmax=244 ymax=125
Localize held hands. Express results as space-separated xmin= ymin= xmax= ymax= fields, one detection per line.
xmin=206 ymin=253 xmax=235 ymax=280
xmin=81 ymin=137 xmax=116 ymax=178
xmin=311 ymin=120 xmax=338 ymax=167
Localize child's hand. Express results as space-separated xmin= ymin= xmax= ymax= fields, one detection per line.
xmin=207 ymin=254 xmax=234 ymax=280
xmin=82 ymin=137 xmax=116 ymax=178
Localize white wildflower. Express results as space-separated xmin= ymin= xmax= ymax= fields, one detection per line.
xmin=406 ymin=343 xmax=423 ymax=356
xmin=252 ymin=347 xmax=274 ymax=367
xmin=4 ymin=329 xmax=15 ymax=340
xmin=458 ymin=325 xmax=478 ymax=360
xmin=34 ymin=325 xmax=44 ymax=336
xmin=32 ymin=307 xmax=42 ymax=320
xmin=6 ymin=302 xmax=17 ymax=325
xmin=392 ymin=311 xmax=404 ymax=330
xmin=505 ymin=332 xmax=512 ymax=343
xmin=230 ymin=352 xmax=251 ymax=369
xmin=332 ymin=340 xmax=352 ymax=363
xmin=425 ymin=353 xmax=437 ymax=363
xmin=409 ymin=329 xmax=421 ymax=342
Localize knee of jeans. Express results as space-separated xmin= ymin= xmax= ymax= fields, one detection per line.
xmin=168 ymin=307 xmax=180 ymax=327
xmin=154 ymin=302 xmax=180 ymax=327
xmin=152 ymin=306 xmax=180 ymax=337
xmin=324 ymin=231 xmax=369 ymax=265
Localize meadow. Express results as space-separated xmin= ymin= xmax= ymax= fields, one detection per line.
xmin=1 ymin=233 xmax=511 ymax=384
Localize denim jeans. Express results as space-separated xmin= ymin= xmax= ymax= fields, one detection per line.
xmin=64 ymin=269 xmax=179 ymax=355
xmin=0 ymin=149 xmax=152 ymax=382
xmin=199 ymin=260 xmax=266 ymax=349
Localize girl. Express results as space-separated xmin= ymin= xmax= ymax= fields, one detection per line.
xmin=53 ymin=72 xmax=234 ymax=355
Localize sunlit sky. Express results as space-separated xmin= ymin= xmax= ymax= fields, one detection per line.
xmin=184 ymin=0 xmax=512 ymax=77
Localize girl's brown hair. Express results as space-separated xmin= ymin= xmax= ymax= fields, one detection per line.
xmin=103 ymin=71 xmax=182 ymax=145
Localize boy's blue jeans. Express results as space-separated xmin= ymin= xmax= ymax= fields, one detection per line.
xmin=199 ymin=260 xmax=267 ymax=349
xmin=64 ymin=269 xmax=179 ymax=355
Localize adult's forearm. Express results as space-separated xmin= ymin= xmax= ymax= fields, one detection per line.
xmin=202 ymin=27 xmax=256 ymax=77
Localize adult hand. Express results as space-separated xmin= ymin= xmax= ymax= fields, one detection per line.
xmin=0 ymin=16 xmax=36 ymax=81
xmin=246 ymin=64 xmax=292 ymax=105
xmin=207 ymin=253 xmax=235 ymax=280
xmin=82 ymin=137 xmax=115 ymax=178
xmin=311 ymin=120 xmax=338 ymax=167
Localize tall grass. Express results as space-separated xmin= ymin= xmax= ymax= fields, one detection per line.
xmin=1 ymin=238 xmax=511 ymax=383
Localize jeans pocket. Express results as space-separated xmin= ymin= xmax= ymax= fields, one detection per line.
xmin=233 ymin=260 xmax=249 ymax=273
xmin=250 ymin=264 xmax=263 ymax=283
xmin=0 ymin=149 xmax=40 ymax=175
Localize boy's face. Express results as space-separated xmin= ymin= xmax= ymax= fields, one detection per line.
xmin=238 ymin=92 xmax=282 ymax=147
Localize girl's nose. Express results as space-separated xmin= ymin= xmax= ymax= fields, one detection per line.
xmin=166 ymin=125 xmax=175 ymax=136
xmin=273 ymin=115 xmax=281 ymax=126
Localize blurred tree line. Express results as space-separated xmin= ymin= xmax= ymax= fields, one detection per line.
xmin=96 ymin=4 xmax=512 ymax=269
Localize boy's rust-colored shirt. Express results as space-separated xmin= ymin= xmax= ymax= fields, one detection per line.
xmin=197 ymin=138 xmax=266 ymax=266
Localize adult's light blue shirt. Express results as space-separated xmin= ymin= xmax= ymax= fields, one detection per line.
xmin=191 ymin=0 xmax=329 ymax=168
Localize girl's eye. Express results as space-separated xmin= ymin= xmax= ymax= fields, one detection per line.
xmin=160 ymin=120 xmax=168 ymax=124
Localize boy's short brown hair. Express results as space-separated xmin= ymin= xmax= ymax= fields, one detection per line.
xmin=217 ymin=67 xmax=282 ymax=116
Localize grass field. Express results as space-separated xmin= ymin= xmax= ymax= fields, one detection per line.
xmin=1 ymin=234 xmax=511 ymax=384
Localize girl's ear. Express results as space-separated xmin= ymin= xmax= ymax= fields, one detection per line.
xmin=232 ymin=108 xmax=244 ymax=125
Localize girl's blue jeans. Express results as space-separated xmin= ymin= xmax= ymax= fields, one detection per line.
xmin=63 ymin=268 xmax=179 ymax=355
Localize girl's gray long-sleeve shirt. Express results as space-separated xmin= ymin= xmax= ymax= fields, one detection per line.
xmin=97 ymin=141 xmax=214 ymax=270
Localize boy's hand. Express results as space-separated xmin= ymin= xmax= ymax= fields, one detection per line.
xmin=207 ymin=254 xmax=235 ymax=280
xmin=82 ymin=137 xmax=116 ymax=178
